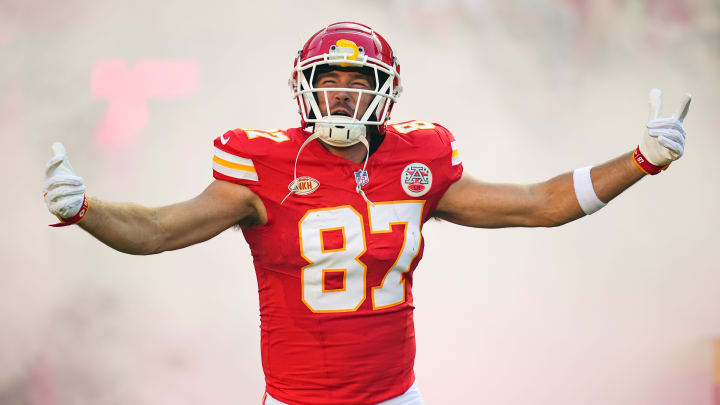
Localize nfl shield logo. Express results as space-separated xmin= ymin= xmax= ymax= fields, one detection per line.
xmin=354 ymin=170 xmax=369 ymax=187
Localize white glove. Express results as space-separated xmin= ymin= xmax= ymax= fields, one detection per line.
xmin=43 ymin=142 xmax=87 ymax=220
xmin=638 ymin=88 xmax=691 ymax=169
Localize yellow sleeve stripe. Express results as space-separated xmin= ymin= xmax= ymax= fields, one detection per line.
xmin=212 ymin=155 xmax=256 ymax=173
xmin=214 ymin=146 xmax=254 ymax=166
xmin=213 ymin=161 xmax=259 ymax=181
xmin=450 ymin=140 xmax=461 ymax=166
xmin=212 ymin=147 xmax=258 ymax=181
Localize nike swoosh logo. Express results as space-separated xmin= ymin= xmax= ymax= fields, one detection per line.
xmin=220 ymin=133 xmax=230 ymax=145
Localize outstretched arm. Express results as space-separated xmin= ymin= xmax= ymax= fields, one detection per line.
xmin=43 ymin=144 xmax=266 ymax=255
xmin=434 ymin=152 xmax=642 ymax=228
xmin=79 ymin=181 xmax=265 ymax=254
xmin=435 ymin=153 xmax=645 ymax=228
xmin=434 ymin=89 xmax=691 ymax=228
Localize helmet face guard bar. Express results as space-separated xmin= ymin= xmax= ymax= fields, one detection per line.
xmin=291 ymin=53 xmax=402 ymax=128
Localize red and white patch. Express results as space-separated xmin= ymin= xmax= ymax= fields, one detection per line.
xmin=401 ymin=163 xmax=432 ymax=197
xmin=289 ymin=176 xmax=320 ymax=195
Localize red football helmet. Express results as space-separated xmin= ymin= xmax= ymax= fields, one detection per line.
xmin=290 ymin=22 xmax=402 ymax=138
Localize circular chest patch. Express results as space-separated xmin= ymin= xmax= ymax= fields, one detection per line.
xmin=401 ymin=162 xmax=433 ymax=197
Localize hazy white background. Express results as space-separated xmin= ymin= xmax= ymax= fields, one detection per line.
xmin=2 ymin=0 xmax=719 ymax=404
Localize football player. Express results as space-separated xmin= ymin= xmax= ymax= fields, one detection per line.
xmin=43 ymin=22 xmax=690 ymax=405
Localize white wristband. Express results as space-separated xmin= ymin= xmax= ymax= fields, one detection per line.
xmin=573 ymin=166 xmax=606 ymax=215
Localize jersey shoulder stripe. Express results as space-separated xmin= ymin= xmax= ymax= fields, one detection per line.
xmin=213 ymin=145 xmax=258 ymax=181
xmin=450 ymin=140 xmax=461 ymax=166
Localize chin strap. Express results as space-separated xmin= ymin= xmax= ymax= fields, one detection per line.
xmin=281 ymin=132 xmax=374 ymax=206
xmin=281 ymin=132 xmax=320 ymax=205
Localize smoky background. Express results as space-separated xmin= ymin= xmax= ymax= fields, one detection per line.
xmin=1 ymin=0 xmax=719 ymax=404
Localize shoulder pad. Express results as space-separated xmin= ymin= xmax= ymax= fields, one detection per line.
xmin=214 ymin=128 xmax=293 ymax=158
xmin=212 ymin=127 xmax=297 ymax=184
xmin=386 ymin=120 xmax=461 ymax=165
xmin=386 ymin=120 xmax=438 ymax=136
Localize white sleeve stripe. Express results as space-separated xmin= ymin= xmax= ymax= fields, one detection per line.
xmin=213 ymin=163 xmax=259 ymax=181
xmin=214 ymin=147 xmax=254 ymax=167
xmin=450 ymin=140 xmax=461 ymax=165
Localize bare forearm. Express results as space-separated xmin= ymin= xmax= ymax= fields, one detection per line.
xmin=590 ymin=151 xmax=646 ymax=204
xmin=534 ymin=151 xmax=645 ymax=226
xmin=79 ymin=198 xmax=167 ymax=255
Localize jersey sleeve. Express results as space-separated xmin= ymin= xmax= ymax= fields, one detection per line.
xmin=212 ymin=129 xmax=261 ymax=191
xmin=433 ymin=123 xmax=463 ymax=184
xmin=414 ymin=123 xmax=462 ymax=218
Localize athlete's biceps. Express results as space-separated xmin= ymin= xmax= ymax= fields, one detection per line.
xmin=159 ymin=181 xmax=264 ymax=251
xmin=197 ymin=180 xmax=266 ymax=226
xmin=434 ymin=175 xmax=486 ymax=222
xmin=435 ymin=176 xmax=537 ymax=227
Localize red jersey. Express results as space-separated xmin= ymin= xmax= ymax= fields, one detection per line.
xmin=212 ymin=121 xmax=463 ymax=405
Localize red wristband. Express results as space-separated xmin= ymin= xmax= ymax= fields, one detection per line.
xmin=633 ymin=146 xmax=669 ymax=175
xmin=49 ymin=196 xmax=89 ymax=227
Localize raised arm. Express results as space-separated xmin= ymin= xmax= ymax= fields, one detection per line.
xmin=434 ymin=89 xmax=691 ymax=228
xmin=43 ymin=143 xmax=266 ymax=255
xmin=434 ymin=153 xmax=642 ymax=228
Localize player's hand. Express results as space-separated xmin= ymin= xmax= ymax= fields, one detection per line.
xmin=43 ymin=142 xmax=88 ymax=225
xmin=636 ymin=88 xmax=691 ymax=174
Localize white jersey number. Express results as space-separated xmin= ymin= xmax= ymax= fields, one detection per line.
xmin=298 ymin=201 xmax=424 ymax=313
xmin=391 ymin=120 xmax=435 ymax=134
xmin=242 ymin=128 xmax=290 ymax=143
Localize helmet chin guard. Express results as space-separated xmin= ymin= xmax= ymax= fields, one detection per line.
xmin=313 ymin=115 xmax=367 ymax=147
